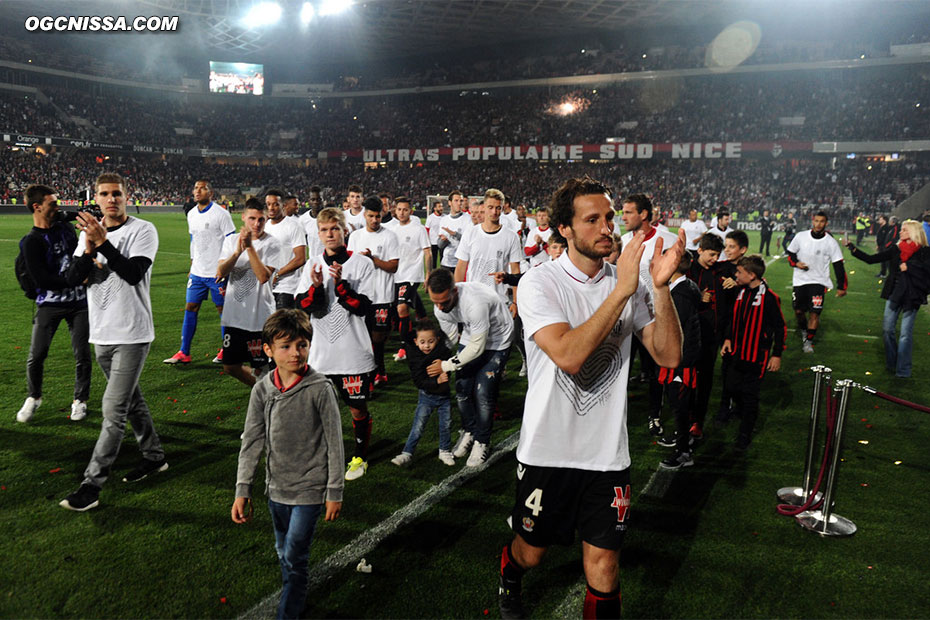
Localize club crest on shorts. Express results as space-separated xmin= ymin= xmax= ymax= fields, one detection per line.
xmin=343 ymin=375 xmax=363 ymax=395
xmin=611 ymin=485 xmax=631 ymax=522
xmin=522 ymin=517 xmax=535 ymax=532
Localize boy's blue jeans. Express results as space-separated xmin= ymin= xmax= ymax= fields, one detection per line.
xmin=268 ymin=500 xmax=322 ymax=619
xmin=455 ymin=348 xmax=509 ymax=444
xmin=402 ymin=390 xmax=452 ymax=454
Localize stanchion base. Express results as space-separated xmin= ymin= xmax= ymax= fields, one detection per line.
xmin=796 ymin=510 xmax=857 ymax=537
xmin=776 ymin=486 xmax=823 ymax=506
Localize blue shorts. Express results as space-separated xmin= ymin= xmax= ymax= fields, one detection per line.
xmin=186 ymin=274 xmax=226 ymax=306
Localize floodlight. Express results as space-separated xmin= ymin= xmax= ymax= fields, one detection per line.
xmin=241 ymin=2 xmax=282 ymax=28
xmin=301 ymin=2 xmax=315 ymax=24
xmin=560 ymin=102 xmax=575 ymax=115
xmin=319 ymin=0 xmax=352 ymax=16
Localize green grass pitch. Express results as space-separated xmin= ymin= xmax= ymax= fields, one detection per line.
xmin=0 ymin=213 xmax=928 ymax=618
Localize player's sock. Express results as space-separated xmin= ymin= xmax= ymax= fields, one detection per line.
xmin=583 ymin=583 xmax=621 ymax=619
xmin=180 ymin=310 xmax=198 ymax=354
xmin=398 ymin=316 xmax=411 ymax=343
xmin=500 ymin=543 xmax=525 ymax=583
xmin=795 ymin=315 xmax=807 ymax=332
xmin=373 ymin=340 xmax=386 ymax=375
xmin=806 ymin=328 xmax=817 ymax=342
xmin=352 ymin=414 xmax=372 ymax=459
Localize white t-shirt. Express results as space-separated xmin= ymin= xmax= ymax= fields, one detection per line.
xmin=75 ymin=217 xmax=158 ymax=345
xmin=679 ymin=219 xmax=708 ymax=251
xmin=706 ymin=225 xmax=734 ymax=261
xmin=517 ymin=252 xmax=655 ymax=471
xmin=345 ymin=209 xmax=366 ymax=234
xmin=299 ymin=212 xmax=324 ymax=258
xmin=219 ymin=233 xmax=285 ymax=332
xmin=439 ymin=213 xmax=471 ymax=268
xmin=433 ymin=282 xmax=514 ymax=352
xmin=425 ymin=212 xmax=443 ymax=245
xmin=392 ymin=220 xmax=431 ymax=284
xmin=297 ymin=252 xmax=377 ymax=375
xmin=501 ymin=209 xmax=520 ymax=232
xmin=347 ymin=226 xmax=400 ymax=304
xmin=524 ymin=226 xmax=554 ymax=268
xmin=620 ymin=226 xmax=679 ymax=297
xmin=787 ymin=230 xmax=844 ymax=290
xmin=264 ymin=216 xmax=306 ymax=295
xmin=456 ymin=225 xmax=524 ymax=301
xmin=188 ymin=201 xmax=236 ymax=278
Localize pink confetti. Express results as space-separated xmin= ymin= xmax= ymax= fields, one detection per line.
xmin=861 ymin=483 xmax=869 ymax=487
xmin=861 ymin=418 xmax=867 ymax=422
xmin=216 ymin=416 xmax=221 ymax=420
xmin=867 ymin=566 xmax=873 ymax=570
xmin=182 ymin=410 xmax=188 ymax=414
xmin=220 ymin=597 xmax=227 ymax=604
xmin=49 ymin=467 xmax=61 ymax=474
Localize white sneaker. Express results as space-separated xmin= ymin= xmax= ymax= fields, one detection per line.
xmin=452 ymin=431 xmax=475 ymax=458
xmin=802 ymin=340 xmax=814 ymax=354
xmin=70 ymin=400 xmax=87 ymax=421
xmin=16 ymin=397 xmax=42 ymax=423
xmin=438 ymin=450 xmax=455 ymax=466
xmin=391 ymin=452 xmax=412 ymax=467
xmin=466 ymin=441 xmax=490 ymax=467
xmin=518 ymin=360 xmax=527 ymax=377
xmin=345 ymin=456 xmax=368 ymax=480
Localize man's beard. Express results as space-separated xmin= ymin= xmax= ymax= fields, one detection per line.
xmin=573 ymin=236 xmax=611 ymax=261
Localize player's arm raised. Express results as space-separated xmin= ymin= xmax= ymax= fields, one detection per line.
xmin=640 ymin=230 xmax=685 ymax=369
xmin=531 ymin=232 xmax=646 ymax=375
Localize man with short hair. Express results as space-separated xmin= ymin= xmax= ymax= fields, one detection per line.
xmin=264 ymin=189 xmax=307 ymax=309
xmin=347 ymin=195 xmax=399 ymax=385
xmin=379 ymin=192 xmax=394 ymax=224
xmin=60 ymin=173 xmax=167 ymax=511
xmin=299 ymin=189 xmax=325 ymax=260
xmin=498 ymin=176 xmax=684 ymax=619
xmin=426 ymin=201 xmax=444 ymax=270
xmin=680 ymin=208 xmax=708 ymax=252
xmin=165 ymin=180 xmax=236 ymax=365
xmin=392 ymin=196 xmax=432 ymax=360
xmin=524 ymin=207 xmax=553 ymax=268
xmin=787 ymin=211 xmax=847 ymax=353
xmin=283 ymin=194 xmax=300 ymax=218
xmin=17 ymin=184 xmax=91 ymax=423
xmin=217 ymin=198 xmax=285 ymax=386
xmin=426 ymin=268 xmax=513 ymax=467
xmin=759 ymin=208 xmax=774 ymax=256
xmin=296 ymin=207 xmax=377 ymax=481
xmin=706 ymin=209 xmax=734 ymax=261
xmin=438 ymin=190 xmax=471 ymax=271
xmin=344 ymin=184 xmax=366 ymax=233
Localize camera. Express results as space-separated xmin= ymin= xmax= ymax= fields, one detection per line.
xmin=57 ymin=205 xmax=104 ymax=222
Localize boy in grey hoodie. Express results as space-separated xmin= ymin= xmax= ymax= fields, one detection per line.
xmin=231 ymin=309 xmax=344 ymax=619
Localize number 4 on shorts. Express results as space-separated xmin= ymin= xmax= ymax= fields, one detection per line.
xmin=525 ymin=488 xmax=543 ymax=516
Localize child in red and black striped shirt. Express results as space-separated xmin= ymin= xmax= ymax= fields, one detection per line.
xmin=721 ymin=255 xmax=786 ymax=451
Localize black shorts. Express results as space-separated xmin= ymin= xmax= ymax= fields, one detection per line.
xmin=510 ymin=463 xmax=632 ymax=550
xmin=368 ymin=303 xmax=393 ymax=333
xmin=222 ymin=327 xmax=267 ymax=367
xmin=395 ymin=282 xmax=420 ymax=307
xmin=326 ymin=373 xmax=372 ymax=406
xmin=792 ymin=283 xmax=826 ymax=314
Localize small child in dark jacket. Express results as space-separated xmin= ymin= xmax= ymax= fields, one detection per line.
xmin=392 ymin=319 xmax=455 ymax=466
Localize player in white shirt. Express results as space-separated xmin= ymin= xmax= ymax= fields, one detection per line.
xmin=455 ymin=188 xmax=523 ymax=307
xmin=344 ymin=184 xmax=366 ymax=233
xmin=296 ymin=207 xmax=378 ymax=481
xmin=347 ymin=196 xmax=400 ymax=384
xmin=425 ymin=201 xmax=444 ymax=270
xmin=705 ymin=209 xmax=734 ymax=261
xmin=391 ymin=196 xmax=432 ymax=360
xmin=165 ymin=180 xmax=236 ymax=365
xmin=438 ymin=190 xmax=472 ymax=271
xmin=264 ymin=190 xmax=307 ymax=309
xmin=501 ymin=196 xmax=520 ymax=232
xmin=497 ymin=176 xmax=685 ymax=619
xmin=425 ymin=269 xmax=514 ymax=467
xmin=60 ymin=173 xmax=167 ymax=512
xmin=680 ymin=208 xmax=708 ymax=252
xmin=299 ymin=200 xmax=325 ymax=260
xmin=620 ymin=194 xmax=680 ymax=436
xmin=786 ymin=211 xmax=847 ymax=353
xmin=217 ymin=198 xmax=286 ymax=387
xmin=524 ymin=207 xmax=554 ymax=268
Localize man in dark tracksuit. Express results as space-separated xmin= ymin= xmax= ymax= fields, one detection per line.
xmin=17 ymin=185 xmax=91 ymax=423
xmin=721 ymin=255 xmax=786 ymax=450
xmin=759 ymin=209 xmax=774 ymax=256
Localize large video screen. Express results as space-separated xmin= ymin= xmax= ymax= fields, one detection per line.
xmin=209 ymin=61 xmax=264 ymax=95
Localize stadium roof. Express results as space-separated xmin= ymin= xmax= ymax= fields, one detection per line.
xmin=1 ymin=0 xmax=929 ymax=69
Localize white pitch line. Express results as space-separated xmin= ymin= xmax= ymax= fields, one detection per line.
xmin=239 ymin=431 xmax=521 ymax=619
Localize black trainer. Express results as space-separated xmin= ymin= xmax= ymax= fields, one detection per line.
xmin=656 ymin=434 xmax=677 ymax=448
xmin=648 ymin=417 xmax=663 ymax=437
xmin=499 ymin=574 xmax=526 ymax=620
xmin=659 ymin=451 xmax=694 ymax=470
xmin=60 ymin=483 xmax=100 ymax=511
xmin=122 ymin=458 xmax=169 ymax=483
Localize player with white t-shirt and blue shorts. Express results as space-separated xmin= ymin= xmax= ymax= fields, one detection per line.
xmin=786 ymin=211 xmax=847 ymax=353
xmin=165 ymin=180 xmax=236 ymax=365
xmin=498 ymin=176 xmax=685 ymax=619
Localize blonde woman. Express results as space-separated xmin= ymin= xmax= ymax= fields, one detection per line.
xmin=845 ymin=220 xmax=930 ymax=378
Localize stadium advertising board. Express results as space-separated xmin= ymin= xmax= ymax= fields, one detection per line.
xmin=209 ymin=61 xmax=264 ymax=95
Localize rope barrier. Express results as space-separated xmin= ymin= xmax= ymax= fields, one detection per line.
xmin=776 ymin=385 xmax=836 ymax=517
xmin=857 ymin=384 xmax=930 ymax=414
